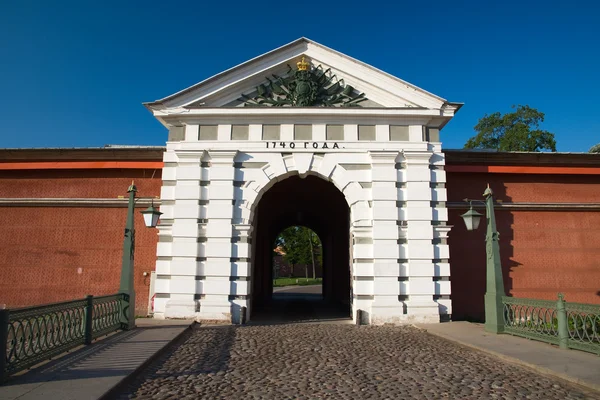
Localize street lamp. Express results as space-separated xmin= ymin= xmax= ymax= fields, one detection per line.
xmin=120 ymin=182 xmax=162 ymax=330
xmin=460 ymin=184 xmax=505 ymax=334
xmin=141 ymin=201 xmax=163 ymax=228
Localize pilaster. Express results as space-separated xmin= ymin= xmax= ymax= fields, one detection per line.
xmin=199 ymin=150 xmax=238 ymax=321
xmin=402 ymin=151 xmax=439 ymax=322
xmin=163 ymin=150 xmax=206 ymax=319
xmin=431 ymin=151 xmax=451 ymax=317
xmin=232 ymin=223 xmax=252 ymax=322
xmin=351 ymin=225 xmax=374 ymax=324
xmin=369 ymin=151 xmax=403 ymax=324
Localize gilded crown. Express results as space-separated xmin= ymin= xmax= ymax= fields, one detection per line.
xmin=296 ymin=56 xmax=310 ymax=71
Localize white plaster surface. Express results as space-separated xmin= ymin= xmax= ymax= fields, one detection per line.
xmin=147 ymin=40 xmax=459 ymax=325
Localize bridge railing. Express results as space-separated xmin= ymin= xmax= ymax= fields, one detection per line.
xmin=502 ymin=294 xmax=600 ymax=355
xmin=1 ymin=293 xmax=128 ymax=382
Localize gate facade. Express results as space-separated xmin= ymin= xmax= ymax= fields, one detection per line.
xmin=146 ymin=38 xmax=460 ymax=324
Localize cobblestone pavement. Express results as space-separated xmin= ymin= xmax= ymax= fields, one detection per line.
xmin=115 ymin=324 xmax=599 ymax=400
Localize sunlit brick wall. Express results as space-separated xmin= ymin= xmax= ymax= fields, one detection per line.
xmin=0 ymin=169 xmax=162 ymax=315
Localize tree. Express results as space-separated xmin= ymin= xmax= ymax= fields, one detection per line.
xmin=464 ymin=105 xmax=557 ymax=152
xmin=590 ymin=144 xmax=600 ymax=153
xmin=306 ymin=229 xmax=321 ymax=280
xmin=275 ymin=226 xmax=321 ymax=280
xmin=275 ymin=227 xmax=304 ymax=277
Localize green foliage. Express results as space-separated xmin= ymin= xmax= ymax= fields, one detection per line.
xmin=464 ymin=105 xmax=557 ymax=152
xmin=275 ymin=226 xmax=322 ymax=277
xmin=275 ymin=226 xmax=309 ymax=265
xmin=273 ymin=278 xmax=322 ymax=287
xmin=590 ymin=143 xmax=600 ymax=153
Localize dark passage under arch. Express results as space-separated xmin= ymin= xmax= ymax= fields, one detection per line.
xmin=251 ymin=175 xmax=351 ymax=321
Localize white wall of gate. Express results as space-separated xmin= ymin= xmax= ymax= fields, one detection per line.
xmin=151 ymin=120 xmax=451 ymax=324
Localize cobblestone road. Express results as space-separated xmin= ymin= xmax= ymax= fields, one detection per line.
xmin=116 ymin=324 xmax=598 ymax=399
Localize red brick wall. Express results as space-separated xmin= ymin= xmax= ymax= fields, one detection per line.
xmin=447 ymin=172 xmax=600 ymax=321
xmin=273 ymin=255 xmax=323 ymax=278
xmin=2 ymin=165 xmax=599 ymax=321
xmin=0 ymin=169 xmax=160 ymax=199
xmin=0 ymin=169 xmax=161 ymax=315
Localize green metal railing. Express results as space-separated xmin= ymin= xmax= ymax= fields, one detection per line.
xmin=91 ymin=294 xmax=127 ymax=340
xmin=1 ymin=293 xmax=128 ymax=382
xmin=502 ymin=294 xmax=600 ymax=355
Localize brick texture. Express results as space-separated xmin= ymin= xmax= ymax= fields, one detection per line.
xmin=1 ymin=167 xmax=599 ymax=321
xmin=0 ymin=169 xmax=161 ymax=315
xmin=447 ymin=172 xmax=600 ymax=321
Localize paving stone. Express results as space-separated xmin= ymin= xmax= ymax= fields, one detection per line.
xmin=115 ymin=324 xmax=599 ymax=399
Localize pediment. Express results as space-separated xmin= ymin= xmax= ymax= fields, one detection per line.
xmin=216 ymin=58 xmax=376 ymax=108
xmin=145 ymin=38 xmax=453 ymax=111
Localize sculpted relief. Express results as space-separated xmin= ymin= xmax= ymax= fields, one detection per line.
xmin=241 ymin=57 xmax=367 ymax=107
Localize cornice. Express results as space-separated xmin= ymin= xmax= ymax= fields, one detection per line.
xmin=155 ymin=107 xmax=450 ymax=120
xmin=447 ymin=202 xmax=600 ymax=211
xmin=444 ymin=150 xmax=600 ymax=168
xmin=0 ymin=198 xmax=161 ymax=207
xmin=2 ymin=198 xmax=598 ymax=211
xmin=0 ymin=147 xmax=165 ymax=162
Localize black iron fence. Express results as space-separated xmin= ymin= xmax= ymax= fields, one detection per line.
xmin=1 ymin=293 xmax=128 ymax=382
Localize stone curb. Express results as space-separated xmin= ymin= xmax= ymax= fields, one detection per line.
xmin=97 ymin=322 xmax=195 ymax=400
xmin=414 ymin=325 xmax=600 ymax=395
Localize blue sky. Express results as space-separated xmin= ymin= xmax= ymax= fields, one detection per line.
xmin=1 ymin=1 xmax=598 ymax=151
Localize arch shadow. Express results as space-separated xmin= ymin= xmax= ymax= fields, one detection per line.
xmin=248 ymin=174 xmax=352 ymax=322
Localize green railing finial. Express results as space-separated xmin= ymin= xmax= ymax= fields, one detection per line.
xmin=127 ymin=180 xmax=137 ymax=193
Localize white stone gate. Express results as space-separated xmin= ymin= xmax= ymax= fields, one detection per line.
xmin=146 ymin=38 xmax=460 ymax=324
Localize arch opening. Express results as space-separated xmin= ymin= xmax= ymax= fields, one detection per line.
xmin=250 ymin=175 xmax=351 ymax=322
xmin=273 ymin=225 xmax=323 ymax=293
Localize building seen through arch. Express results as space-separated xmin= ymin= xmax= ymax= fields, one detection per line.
xmin=148 ymin=38 xmax=460 ymax=324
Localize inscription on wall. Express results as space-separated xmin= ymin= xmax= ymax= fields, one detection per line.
xmin=265 ymin=141 xmax=341 ymax=149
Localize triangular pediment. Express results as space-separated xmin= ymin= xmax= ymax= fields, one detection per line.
xmin=210 ymin=59 xmax=377 ymax=109
xmin=145 ymin=38 xmax=454 ymax=112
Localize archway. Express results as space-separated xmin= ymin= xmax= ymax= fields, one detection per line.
xmin=250 ymin=175 xmax=351 ymax=321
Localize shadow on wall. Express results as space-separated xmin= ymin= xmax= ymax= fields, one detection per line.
xmin=448 ymin=177 xmax=520 ymax=322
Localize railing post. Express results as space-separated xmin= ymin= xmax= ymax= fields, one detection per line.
xmin=120 ymin=293 xmax=133 ymax=331
xmin=557 ymin=293 xmax=569 ymax=350
xmin=0 ymin=307 xmax=9 ymax=383
xmin=84 ymin=295 xmax=93 ymax=345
